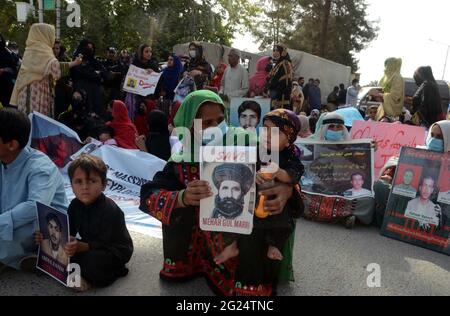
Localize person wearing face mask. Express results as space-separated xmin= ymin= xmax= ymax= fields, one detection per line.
xmin=183 ymin=42 xmax=213 ymax=90
xmin=303 ymin=111 xmax=374 ymax=229
xmin=139 ymin=90 xmax=302 ymax=296
xmin=10 ymin=24 xmax=82 ymax=117
xmin=134 ymin=99 xmax=158 ymax=136
xmin=411 ymin=66 xmax=444 ymax=128
xmin=0 ymin=34 xmax=19 ymax=108
xmin=58 ymin=89 xmax=91 ymax=141
xmin=53 ymin=40 xmax=72 ymax=118
xmin=316 ymin=112 xmax=350 ymax=141
xmin=268 ymin=44 xmax=293 ymax=110
xmin=161 ymin=54 xmax=183 ymax=102
xmin=71 ymin=39 xmax=107 ymax=116
xmin=372 ymin=120 xmax=450 ymax=228
xmin=425 ymin=120 xmax=450 ymax=153
xmin=135 ymin=110 xmax=172 ymax=161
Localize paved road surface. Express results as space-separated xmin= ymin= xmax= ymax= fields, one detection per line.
xmin=1 ymin=219 xmax=448 ymax=296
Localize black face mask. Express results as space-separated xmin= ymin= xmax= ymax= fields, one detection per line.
xmin=103 ymin=112 xmax=113 ymax=122
xmin=136 ymin=106 xmax=146 ymax=116
xmin=72 ymin=98 xmax=85 ymax=111
xmin=265 ymin=62 xmax=273 ymax=73
xmin=84 ymin=47 xmax=94 ymax=57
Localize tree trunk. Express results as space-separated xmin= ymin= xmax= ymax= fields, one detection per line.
xmin=319 ymin=0 xmax=332 ymax=57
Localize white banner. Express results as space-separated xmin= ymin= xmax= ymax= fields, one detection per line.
xmin=64 ymin=145 xmax=167 ymax=238
xmin=122 ymin=65 xmax=162 ymax=96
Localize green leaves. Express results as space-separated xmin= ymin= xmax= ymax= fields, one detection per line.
xmin=0 ymin=0 xmax=377 ymax=71
xmin=251 ymin=0 xmax=378 ymax=71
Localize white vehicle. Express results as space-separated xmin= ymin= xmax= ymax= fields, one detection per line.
xmin=357 ymin=87 xmax=383 ymax=112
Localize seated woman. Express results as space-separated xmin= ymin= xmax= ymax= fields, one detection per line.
xmin=139 ymin=90 xmax=301 ymax=296
xmin=107 ymin=101 xmax=139 ymax=150
xmin=135 ymin=110 xmax=172 ymax=161
xmin=373 ymin=120 xmax=450 ymax=227
xmin=303 ymin=112 xmax=374 ymax=228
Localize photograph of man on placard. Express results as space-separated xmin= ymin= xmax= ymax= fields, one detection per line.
xmin=230 ymin=98 xmax=270 ymax=133
xmin=40 ymin=212 xmax=69 ymax=266
xmin=404 ymin=175 xmax=442 ymax=230
xmin=343 ymin=172 xmax=373 ymax=198
xmin=211 ymin=163 xmax=254 ymax=219
xmin=392 ymin=164 xmax=422 ymax=198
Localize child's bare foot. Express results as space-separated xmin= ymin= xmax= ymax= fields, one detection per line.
xmin=267 ymin=246 xmax=283 ymax=261
xmin=214 ymin=241 xmax=239 ymax=265
xmin=72 ymin=277 xmax=92 ymax=292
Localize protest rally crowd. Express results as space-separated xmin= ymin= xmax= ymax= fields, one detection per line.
xmin=0 ymin=23 xmax=449 ymax=295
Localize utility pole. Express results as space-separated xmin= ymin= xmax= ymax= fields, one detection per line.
xmin=429 ymin=38 xmax=450 ymax=81
xmin=38 ymin=0 xmax=44 ymax=23
xmin=56 ymin=0 xmax=61 ymax=39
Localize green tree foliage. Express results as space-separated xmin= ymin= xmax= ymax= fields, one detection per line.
xmin=251 ymin=0 xmax=378 ymax=72
xmin=0 ymin=0 xmax=256 ymax=61
xmin=251 ymin=0 xmax=296 ymax=50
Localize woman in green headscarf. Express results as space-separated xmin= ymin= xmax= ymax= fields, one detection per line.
xmin=139 ymin=90 xmax=301 ymax=296
xmin=376 ymin=58 xmax=405 ymax=121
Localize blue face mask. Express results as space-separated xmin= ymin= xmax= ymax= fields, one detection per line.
xmin=426 ymin=137 xmax=444 ymax=152
xmin=202 ymin=120 xmax=228 ymax=145
xmin=325 ymin=130 xmax=344 ymax=141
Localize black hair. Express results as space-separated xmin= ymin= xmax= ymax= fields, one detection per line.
xmin=68 ymin=155 xmax=108 ymax=185
xmin=351 ymin=172 xmax=365 ymax=181
xmin=419 ymin=175 xmax=436 ymax=187
xmin=352 ymin=79 xmax=359 ymax=85
xmin=0 ymin=108 xmax=31 ymax=149
xmin=238 ymin=101 xmax=262 ymax=121
xmin=309 ymin=117 xmax=318 ymax=133
xmin=96 ymin=125 xmax=115 ymax=139
xmin=46 ymin=212 xmax=62 ymax=230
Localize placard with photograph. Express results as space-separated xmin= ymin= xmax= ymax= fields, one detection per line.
xmin=200 ymin=146 xmax=257 ymax=235
xmin=36 ymin=202 xmax=70 ymax=286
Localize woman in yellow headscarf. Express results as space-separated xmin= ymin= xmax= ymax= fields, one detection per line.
xmin=376 ymin=57 xmax=405 ymax=121
xmin=9 ymin=23 xmax=81 ymax=117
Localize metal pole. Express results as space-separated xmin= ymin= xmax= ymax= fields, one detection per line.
xmin=56 ymin=0 xmax=61 ymax=40
xmin=429 ymin=39 xmax=450 ymax=81
xmin=442 ymin=45 xmax=449 ymax=81
xmin=38 ymin=0 xmax=43 ymax=23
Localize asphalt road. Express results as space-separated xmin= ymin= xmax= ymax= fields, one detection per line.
xmin=1 ymin=219 xmax=448 ymax=296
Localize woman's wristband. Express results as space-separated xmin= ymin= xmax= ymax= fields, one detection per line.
xmin=178 ymin=189 xmax=188 ymax=208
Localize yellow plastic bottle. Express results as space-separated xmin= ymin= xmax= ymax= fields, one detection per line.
xmin=255 ymin=195 xmax=270 ymax=218
xmin=255 ymin=172 xmax=273 ymax=219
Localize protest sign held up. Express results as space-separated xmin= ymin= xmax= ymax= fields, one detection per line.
xmin=351 ymin=121 xmax=426 ymax=176
xmin=381 ymin=147 xmax=450 ymax=255
xmin=200 ymin=146 xmax=257 ymax=235
xmin=123 ymin=65 xmax=162 ymax=97
xmin=296 ymin=139 xmax=374 ymax=199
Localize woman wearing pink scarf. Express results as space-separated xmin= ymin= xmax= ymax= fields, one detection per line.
xmin=248 ymin=56 xmax=271 ymax=97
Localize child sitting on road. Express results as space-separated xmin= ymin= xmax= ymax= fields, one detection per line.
xmin=36 ymin=155 xmax=133 ymax=291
